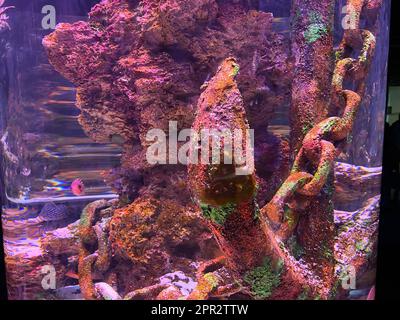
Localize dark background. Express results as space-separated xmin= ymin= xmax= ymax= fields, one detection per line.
xmin=375 ymin=0 xmax=400 ymax=301
xmin=0 ymin=201 xmax=5 ymax=299
xmin=387 ymin=0 xmax=399 ymax=87
xmin=0 ymin=0 xmax=399 ymax=301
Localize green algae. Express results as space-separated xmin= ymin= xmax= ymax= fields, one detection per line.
xmin=231 ymin=63 xmax=240 ymax=77
xmin=253 ymin=199 xmax=261 ymax=220
xmin=204 ymin=273 xmax=219 ymax=289
xmin=302 ymin=122 xmax=313 ymax=135
xmin=287 ymin=235 xmax=305 ymax=260
xmin=200 ymin=202 xmax=237 ymax=225
xmin=297 ymin=288 xmax=310 ymax=300
xmin=321 ymin=241 xmax=334 ymax=261
xmin=243 ymin=258 xmax=281 ymax=299
xmin=304 ymin=11 xmax=328 ymax=44
xmin=283 ymin=208 xmax=297 ymax=230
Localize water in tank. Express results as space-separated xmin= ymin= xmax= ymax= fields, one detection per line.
xmin=0 ymin=0 xmax=391 ymax=300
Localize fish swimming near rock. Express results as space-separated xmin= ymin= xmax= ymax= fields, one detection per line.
xmin=38 ymin=202 xmax=69 ymax=222
xmin=2 ymin=203 xmax=70 ymax=231
xmin=367 ymin=286 xmax=375 ymax=300
xmin=71 ymin=178 xmax=85 ymax=196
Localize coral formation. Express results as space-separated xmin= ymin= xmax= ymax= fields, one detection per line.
xmin=43 ymin=0 xmax=289 ymax=147
xmin=39 ymin=0 xmax=293 ymax=299
xmin=109 ymin=196 xmax=213 ymax=267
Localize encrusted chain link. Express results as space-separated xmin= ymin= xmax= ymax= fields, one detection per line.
xmin=262 ymin=0 xmax=382 ymax=241
xmin=78 ymin=200 xmax=113 ymax=300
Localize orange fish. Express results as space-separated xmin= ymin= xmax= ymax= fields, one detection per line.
xmin=71 ymin=178 xmax=85 ymax=196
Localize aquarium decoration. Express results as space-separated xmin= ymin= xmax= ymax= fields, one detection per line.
xmin=0 ymin=0 xmax=390 ymax=300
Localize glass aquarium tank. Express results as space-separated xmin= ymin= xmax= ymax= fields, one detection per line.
xmin=0 ymin=0 xmax=390 ymax=300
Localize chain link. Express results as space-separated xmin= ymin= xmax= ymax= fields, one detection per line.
xmin=77 ymin=200 xmax=111 ymax=300
xmin=262 ymin=0 xmax=382 ymax=241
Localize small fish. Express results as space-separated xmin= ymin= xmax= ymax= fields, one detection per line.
xmin=71 ymin=178 xmax=85 ymax=196
xmin=65 ymin=270 xmax=79 ymax=280
xmin=367 ymin=286 xmax=376 ymax=300
xmin=39 ymin=202 xmax=69 ymax=222
xmin=348 ymin=288 xmax=370 ymax=299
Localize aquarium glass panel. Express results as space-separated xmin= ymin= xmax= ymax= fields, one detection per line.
xmin=0 ymin=0 xmax=390 ymax=300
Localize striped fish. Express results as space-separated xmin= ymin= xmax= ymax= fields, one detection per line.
xmin=38 ymin=203 xmax=69 ymax=222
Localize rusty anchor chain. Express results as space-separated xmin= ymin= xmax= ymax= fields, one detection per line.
xmin=77 ymin=200 xmax=171 ymax=300
xmin=77 ymin=200 xmax=115 ymax=300
xmin=261 ymin=0 xmax=382 ymax=241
